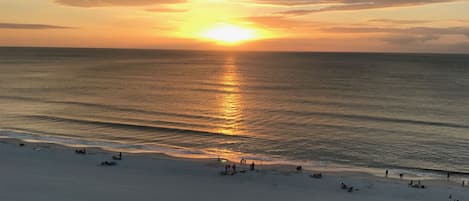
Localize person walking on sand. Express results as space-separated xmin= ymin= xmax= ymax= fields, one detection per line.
xmin=232 ymin=164 xmax=237 ymax=173
xmin=399 ymin=173 xmax=403 ymax=179
xmin=250 ymin=162 xmax=255 ymax=171
xmin=385 ymin=169 xmax=389 ymax=177
xmin=447 ymin=172 xmax=450 ymax=180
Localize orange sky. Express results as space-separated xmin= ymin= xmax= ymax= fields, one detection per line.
xmin=1 ymin=0 xmax=469 ymax=53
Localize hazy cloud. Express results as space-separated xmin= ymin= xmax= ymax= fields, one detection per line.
xmin=382 ymin=35 xmax=440 ymax=44
xmin=0 ymin=23 xmax=73 ymax=29
xmin=268 ymin=0 xmax=460 ymax=15
xmin=368 ymin=19 xmax=433 ymax=25
xmin=145 ymin=7 xmax=187 ymax=12
xmin=241 ymin=16 xmax=321 ymax=29
xmin=250 ymin=0 xmax=326 ymax=6
xmin=323 ymin=26 xmax=469 ymax=37
xmin=55 ymin=0 xmax=186 ymax=7
xmin=322 ymin=26 xmax=469 ymax=45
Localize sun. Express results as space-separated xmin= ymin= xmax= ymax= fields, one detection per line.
xmin=202 ymin=24 xmax=256 ymax=45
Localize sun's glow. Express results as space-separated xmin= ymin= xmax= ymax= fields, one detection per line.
xmin=202 ymin=24 xmax=256 ymax=44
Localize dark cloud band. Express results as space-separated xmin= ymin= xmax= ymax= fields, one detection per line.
xmin=0 ymin=23 xmax=73 ymax=29
xmin=259 ymin=0 xmax=461 ymax=15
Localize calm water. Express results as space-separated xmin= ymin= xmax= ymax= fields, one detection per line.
xmin=1 ymin=47 xmax=469 ymax=175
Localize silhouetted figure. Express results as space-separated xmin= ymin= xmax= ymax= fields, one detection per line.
xmin=296 ymin=166 xmax=302 ymax=172
xmin=240 ymin=158 xmax=246 ymax=165
xmin=19 ymin=143 xmax=25 ymax=147
xmin=408 ymin=180 xmax=414 ymax=186
xmin=232 ymin=164 xmax=237 ymax=173
xmin=385 ymin=169 xmax=389 ymax=177
xmin=447 ymin=172 xmax=451 ymax=180
xmin=112 ymin=152 xmax=122 ymax=160
xmin=399 ymin=173 xmax=404 ymax=179
xmin=250 ymin=162 xmax=255 ymax=171
xmin=462 ymin=180 xmax=465 ymax=187
xmin=341 ymin=182 xmax=347 ymax=189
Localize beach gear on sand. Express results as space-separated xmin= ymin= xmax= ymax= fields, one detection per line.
xmin=101 ymin=161 xmax=117 ymax=166
xmin=310 ymin=173 xmax=322 ymax=179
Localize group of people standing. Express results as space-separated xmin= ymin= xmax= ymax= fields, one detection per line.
xmin=222 ymin=158 xmax=256 ymax=175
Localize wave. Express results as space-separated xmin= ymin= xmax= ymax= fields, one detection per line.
xmin=0 ymin=95 xmax=228 ymax=122
xmin=265 ymin=109 xmax=469 ymax=129
xmin=23 ymin=115 xmax=253 ymax=140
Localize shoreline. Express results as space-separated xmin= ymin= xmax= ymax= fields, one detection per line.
xmin=1 ymin=137 xmax=468 ymax=201
xmin=1 ymin=137 xmax=467 ymax=183
xmin=1 ymin=134 xmax=468 ymax=183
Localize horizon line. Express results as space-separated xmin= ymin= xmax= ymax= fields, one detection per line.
xmin=1 ymin=45 xmax=468 ymax=56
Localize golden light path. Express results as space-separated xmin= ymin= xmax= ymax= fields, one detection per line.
xmin=218 ymin=55 xmax=242 ymax=135
xmin=211 ymin=55 xmax=245 ymax=162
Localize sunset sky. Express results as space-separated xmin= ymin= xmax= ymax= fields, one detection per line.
xmin=1 ymin=0 xmax=469 ymax=53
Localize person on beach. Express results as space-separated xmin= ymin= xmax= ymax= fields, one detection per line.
xmin=296 ymin=166 xmax=302 ymax=172
xmin=250 ymin=162 xmax=255 ymax=171
xmin=399 ymin=173 xmax=403 ymax=179
xmin=447 ymin=172 xmax=450 ymax=180
xmin=385 ymin=169 xmax=389 ymax=177
xmin=240 ymin=158 xmax=246 ymax=165
xmin=462 ymin=180 xmax=465 ymax=187
xmin=341 ymin=182 xmax=347 ymax=189
xmin=232 ymin=164 xmax=237 ymax=173
xmin=112 ymin=152 xmax=122 ymax=160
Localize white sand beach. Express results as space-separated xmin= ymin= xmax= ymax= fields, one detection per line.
xmin=0 ymin=139 xmax=467 ymax=201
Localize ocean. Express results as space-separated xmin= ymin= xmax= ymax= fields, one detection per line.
xmin=1 ymin=47 xmax=468 ymax=177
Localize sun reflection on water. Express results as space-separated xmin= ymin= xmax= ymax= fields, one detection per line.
xmin=217 ymin=56 xmax=242 ymax=136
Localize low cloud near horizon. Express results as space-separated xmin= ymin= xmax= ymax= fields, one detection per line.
xmin=262 ymin=0 xmax=461 ymax=15
xmin=54 ymin=0 xmax=186 ymax=7
xmin=0 ymin=23 xmax=74 ymax=29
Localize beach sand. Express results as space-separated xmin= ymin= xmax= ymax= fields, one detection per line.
xmin=0 ymin=139 xmax=467 ymax=201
